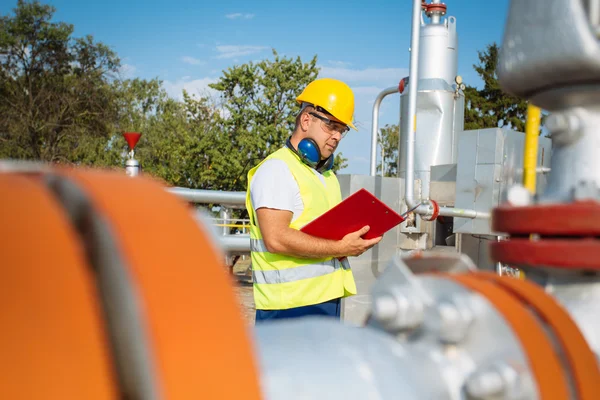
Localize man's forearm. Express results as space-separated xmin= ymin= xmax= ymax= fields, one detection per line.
xmin=264 ymin=227 xmax=345 ymax=259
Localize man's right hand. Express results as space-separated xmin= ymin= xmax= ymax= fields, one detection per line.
xmin=337 ymin=226 xmax=382 ymax=257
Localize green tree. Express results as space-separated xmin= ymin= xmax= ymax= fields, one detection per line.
xmin=377 ymin=123 xmax=399 ymax=177
xmin=0 ymin=0 xmax=121 ymax=162
xmin=209 ymin=50 xmax=348 ymax=191
xmin=464 ymin=42 xmax=532 ymax=132
xmin=137 ymin=91 xmax=233 ymax=190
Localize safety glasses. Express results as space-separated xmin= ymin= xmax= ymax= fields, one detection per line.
xmin=309 ymin=112 xmax=350 ymax=138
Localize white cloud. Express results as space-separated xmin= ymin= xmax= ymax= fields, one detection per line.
xmin=326 ymin=60 xmax=352 ymax=68
xmin=119 ymin=63 xmax=137 ymax=78
xmin=181 ymin=56 xmax=204 ymax=65
xmin=163 ymin=77 xmax=219 ymax=100
xmin=215 ymin=45 xmax=268 ymax=59
xmin=318 ymin=66 xmax=408 ymax=83
xmin=225 ymin=13 xmax=255 ymax=19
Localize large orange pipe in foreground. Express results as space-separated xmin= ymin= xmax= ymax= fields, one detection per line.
xmin=0 ymin=167 xmax=262 ymax=400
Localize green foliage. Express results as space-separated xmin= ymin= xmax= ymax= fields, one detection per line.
xmin=376 ymin=123 xmax=399 ymax=177
xmin=0 ymin=1 xmax=348 ymax=192
xmin=209 ymin=49 xmax=347 ymax=186
xmin=0 ymin=0 xmax=120 ymax=162
xmin=464 ymin=43 xmax=531 ymax=132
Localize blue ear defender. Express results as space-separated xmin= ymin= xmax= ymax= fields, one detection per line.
xmin=286 ymin=137 xmax=334 ymax=173
xmin=297 ymin=138 xmax=321 ymax=168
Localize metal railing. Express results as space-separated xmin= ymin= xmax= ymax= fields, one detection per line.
xmin=168 ymin=187 xmax=252 ymax=255
xmin=168 ymin=187 xmax=246 ymax=209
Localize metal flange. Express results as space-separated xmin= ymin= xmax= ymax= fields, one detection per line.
xmin=492 ymin=200 xmax=600 ymax=236
xmin=490 ymin=238 xmax=600 ymax=270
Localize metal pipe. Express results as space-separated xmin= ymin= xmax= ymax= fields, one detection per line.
xmin=219 ymin=234 xmax=251 ymax=254
xmin=220 ymin=208 xmax=230 ymax=236
xmin=370 ymin=86 xmax=400 ymax=176
xmin=404 ymin=0 xmax=488 ymax=220
xmin=405 ymin=0 xmax=428 ymax=215
xmin=438 ymin=207 xmax=489 ymax=219
xmin=523 ymin=104 xmax=542 ymax=194
xmin=168 ymin=187 xmax=246 ymax=208
xmin=430 ymin=0 xmax=441 ymax=24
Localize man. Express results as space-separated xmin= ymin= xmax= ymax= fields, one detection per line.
xmin=245 ymin=78 xmax=382 ymax=323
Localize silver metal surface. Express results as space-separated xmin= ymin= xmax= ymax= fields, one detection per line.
xmin=254 ymin=318 xmax=422 ymax=400
xmin=493 ymin=0 xmax=600 ymax=367
xmin=402 ymin=3 xmax=484 ymax=221
xmin=404 ymin=12 xmax=460 ymax=200
xmin=399 ymin=85 xmax=463 ymax=199
xmin=456 ymin=233 xmax=498 ymax=272
xmin=219 ymin=207 xmax=230 ymax=236
xmin=498 ymin=0 xmax=600 ymax=109
xmin=404 ymin=0 xmax=429 ymax=215
xmin=337 ymin=174 xmax=405 ymax=325
xmin=429 ymin=164 xmax=457 ymax=206
xmin=168 ymin=187 xmax=246 ymax=208
xmin=370 ymin=86 xmax=400 ymax=176
xmin=453 ymin=128 xmax=551 ymax=235
xmin=218 ymin=234 xmax=251 ymax=254
xmin=0 ymin=160 xmax=51 ymax=173
xmin=254 ymin=255 xmax=540 ymax=400
xmin=418 ymin=19 xmax=458 ymax=84
xmin=369 ymin=255 xmax=540 ymax=399
xmin=543 ymin=273 xmax=600 ymax=360
xmin=428 ymin=0 xmax=444 ymax=25
xmin=250 ymin=2 xmax=600 ymax=399
xmin=125 ymin=159 xmax=140 ymax=177
xmin=539 ymin=106 xmax=600 ymax=204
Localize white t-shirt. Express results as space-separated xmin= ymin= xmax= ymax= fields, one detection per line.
xmin=250 ymin=158 xmax=326 ymax=223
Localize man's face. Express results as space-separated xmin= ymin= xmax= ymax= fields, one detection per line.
xmin=305 ymin=109 xmax=349 ymax=159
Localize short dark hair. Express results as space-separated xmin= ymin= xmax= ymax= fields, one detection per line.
xmin=294 ymin=103 xmax=315 ymax=130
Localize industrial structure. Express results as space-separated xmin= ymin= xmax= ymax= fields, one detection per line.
xmin=1 ymin=0 xmax=599 ymax=399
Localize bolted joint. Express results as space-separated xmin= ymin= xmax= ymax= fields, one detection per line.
xmin=436 ymin=295 xmax=474 ymax=344
xmin=465 ymin=361 xmax=535 ymax=400
xmin=371 ymin=290 xmax=424 ymax=333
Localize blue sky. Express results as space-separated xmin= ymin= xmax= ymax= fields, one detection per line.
xmin=1 ymin=0 xmax=511 ymax=175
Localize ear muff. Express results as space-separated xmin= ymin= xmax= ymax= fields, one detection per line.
xmin=286 ymin=138 xmax=334 ymax=173
xmin=297 ymin=138 xmax=321 ymax=168
xmin=317 ymin=155 xmax=334 ymax=173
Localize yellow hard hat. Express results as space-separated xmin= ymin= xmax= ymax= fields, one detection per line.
xmin=296 ymin=78 xmax=357 ymax=131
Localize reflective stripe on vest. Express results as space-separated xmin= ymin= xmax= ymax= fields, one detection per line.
xmin=245 ymin=147 xmax=357 ymax=309
xmin=252 ymin=257 xmax=350 ymax=284
xmin=250 ymin=238 xmax=268 ymax=253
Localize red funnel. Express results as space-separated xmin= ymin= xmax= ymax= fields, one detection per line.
xmin=123 ymin=132 xmax=141 ymax=150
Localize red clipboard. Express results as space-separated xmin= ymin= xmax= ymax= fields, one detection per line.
xmin=300 ymin=188 xmax=405 ymax=240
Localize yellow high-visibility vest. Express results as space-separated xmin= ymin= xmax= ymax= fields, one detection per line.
xmin=246 ymin=147 xmax=357 ymax=310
